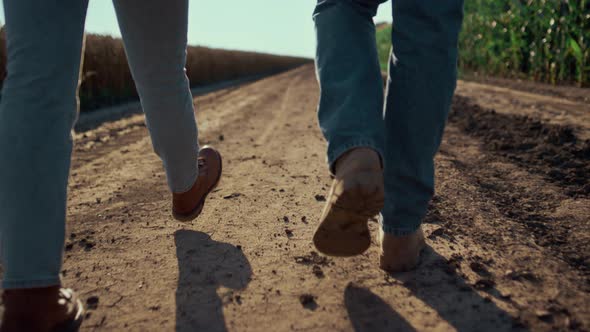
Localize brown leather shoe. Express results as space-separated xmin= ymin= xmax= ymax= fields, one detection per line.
xmin=379 ymin=226 xmax=425 ymax=272
xmin=172 ymin=146 xmax=222 ymax=221
xmin=313 ymin=148 xmax=384 ymax=257
xmin=1 ymin=286 xmax=84 ymax=332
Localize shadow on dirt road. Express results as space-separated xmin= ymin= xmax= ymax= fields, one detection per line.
xmin=346 ymin=246 xmax=525 ymax=332
xmin=405 ymin=247 xmax=525 ymax=331
xmin=345 ymin=285 xmax=416 ymax=332
xmin=175 ymin=230 xmax=252 ymax=332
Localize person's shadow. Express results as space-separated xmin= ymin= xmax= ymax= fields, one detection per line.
xmin=345 ymin=285 xmax=416 ymax=332
xmin=346 ymin=246 xmax=528 ymax=332
xmin=175 ymin=230 xmax=252 ymax=332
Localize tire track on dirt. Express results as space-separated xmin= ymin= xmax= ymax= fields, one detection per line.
xmin=447 ymin=96 xmax=589 ymax=277
xmin=449 ymin=96 xmax=589 ymax=198
xmin=455 ymin=81 xmax=590 ymax=141
xmin=434 ymin=123 xmax=589 ymax=330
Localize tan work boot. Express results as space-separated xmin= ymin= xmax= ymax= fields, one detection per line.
xmin=1 ymin=286 xmax=84 ymax=332
xmin=172 ymin=146 xmax=222 ymax=221
xmin=313 ymin=148 xmax=384 ymax=256
xmin=379 ymin=226 xmax=425 ymax=272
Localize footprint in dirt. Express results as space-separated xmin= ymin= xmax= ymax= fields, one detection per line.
xmin=175 ymin=230 xmax=252 ymax=332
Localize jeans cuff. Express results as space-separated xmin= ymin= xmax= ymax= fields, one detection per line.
xmin=3 ymin=276 xmax=61 ymax=289
xmin=327 ymin=139 xmax=384 ymax=174
xmin=379 ymin=214 xmax=422 ymax=236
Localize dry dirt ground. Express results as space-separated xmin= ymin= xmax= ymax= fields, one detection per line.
xmin=6 ymin=65 xmax=590 ymax=331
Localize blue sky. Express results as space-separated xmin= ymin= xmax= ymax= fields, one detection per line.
xmin=0 ymin=1 xmax=392 ymax=58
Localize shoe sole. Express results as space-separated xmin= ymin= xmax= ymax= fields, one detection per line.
xmin=172 ymin=149 xmax=223 ymax=222
xmin=313 ymin=171 xmax=384 ymax=257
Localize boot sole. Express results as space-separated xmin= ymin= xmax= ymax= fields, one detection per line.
xmin=313 ymin=172 xmax=384 ymax=257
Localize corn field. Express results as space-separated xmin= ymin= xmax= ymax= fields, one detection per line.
xmin=459 ymin=0 xmax=590 ymax=87
xmin=0 ymin=31 xmax=309 ymax=111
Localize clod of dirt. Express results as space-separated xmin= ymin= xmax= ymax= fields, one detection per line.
xmin=283 ymin=216 xmax=289 ymax=223
xmin=295 ymin=252 xmax=331 ymax=266
xmin=504 ymin=269 xmax=540 ymax=282
xmin=65 ymin=243 xmax=74 ymax=251
xmin=86 ymin=296 xmax=100 ymax=310
xmin=428 ymin=228 xmax=445 ymax=239
xmin=444 ymin=254 xmax=463 ymax=274
xmin=314 ymin=194 xmax=326 ymax=202
xmin=535 ymin=309 xmax=553 ymax=322
xmin=79 ymin=239 xmax=95 ymax=251
xmin=218 ymin=134 xmax=224 ymax=141
xmin=299 ymin=294 xmax=318 ymax=311
xmin=474 ymin=278 xmax=496 ymax=290
xmin=285 ymin=229 xmax=294 ymax=238
xmin=223 ymin=193 xmax=242 ymax=200
xmin=469 ymin=261 xmax=491 ymax=277
xmin=499 ymin=290 xmax=512 ymax=299
xmin=449 ymin=253 xmax=464 ymax=262
xmin=301 ymin=216 xmax=308 ymax=223
xmin=312 ymin=265 xmax=325 ymax=279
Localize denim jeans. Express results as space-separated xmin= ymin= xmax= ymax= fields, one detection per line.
xmin=0 ymin=0 xmax=199 ymax=289
xmin=314 ymin=0 xmax=464 ymax=235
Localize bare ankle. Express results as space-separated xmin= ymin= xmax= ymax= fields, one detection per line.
xmin=335 ymin=147 xmax=381 ymax=175
xmin=379 ymin=228 xmax=425 ymax=272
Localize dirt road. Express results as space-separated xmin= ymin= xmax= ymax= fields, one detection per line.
xmin=27 ymin=65 xmax=590 ymax=331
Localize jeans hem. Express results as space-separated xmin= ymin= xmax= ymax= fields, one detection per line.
xmin=380 ymin=224 xmax=421 ymax=236
xmin=3 ymin=276 xmax=61 ymax=290
xmin=328 ymin=139 xmax=384 ymax=174
xmin=379 ymin=214 xmax=422 ymax=236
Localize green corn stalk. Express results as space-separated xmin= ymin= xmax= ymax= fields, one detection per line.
xmin=451 ymin=0 xmax=590 ymax=86
xmin=568 ymin=37 xmax=588 ymax=87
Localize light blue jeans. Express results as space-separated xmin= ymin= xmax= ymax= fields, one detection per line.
xmin=0 ymin=0 xmax=199 ymax=289
xmin=314 ymin=0 xmax=464 ymax=235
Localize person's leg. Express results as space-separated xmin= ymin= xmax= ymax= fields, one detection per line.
xmin=380 ymin=0 xmax=464 ymax=271
xmin=314 ymin=0 xmax=386 ymax=169
xmin=113 ymin=0 xmax=221 ymax=220
xmin=312 ymin=0 xmax=387 ymax=257
xmin=113 ymin=0 xmax=198 ymax=194
xmin=0 ymin=0 xmax=87 ymax=329
xmin=0 ymin=0 xmax=88 ymax=292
